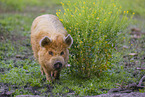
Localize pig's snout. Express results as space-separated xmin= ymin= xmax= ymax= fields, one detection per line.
xmin=54 ymin=61 xmax=62 ymax=70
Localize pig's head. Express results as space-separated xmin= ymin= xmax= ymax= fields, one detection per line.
xmin=38 ymin=34 xmax=73 ymax=70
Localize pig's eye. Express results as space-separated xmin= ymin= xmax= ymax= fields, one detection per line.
xmin=60 ymin=51 xmax=64 ymax=55
xmin=49 ymin=51 xmax=53 ymax=56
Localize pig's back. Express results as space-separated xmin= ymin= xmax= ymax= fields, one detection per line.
xmin=31 ymin=14 xmax=67 ymax=37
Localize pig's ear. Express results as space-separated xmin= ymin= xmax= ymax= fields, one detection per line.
xmin=65 ymin=34 xmax=73 ymax=48
xmin=39 ymin=36 xmax=52 ymax=47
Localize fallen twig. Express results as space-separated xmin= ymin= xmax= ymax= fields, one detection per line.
xmin=108 ymin=76 xmax=145 ymax=93
xmin=137 ymin=76 xmax=145 ymax=87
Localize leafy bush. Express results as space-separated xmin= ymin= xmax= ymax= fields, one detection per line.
xmin=56 ymin=0 xmax=133 ymax=77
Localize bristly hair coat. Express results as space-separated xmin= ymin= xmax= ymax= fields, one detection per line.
xmin=31 ymin=14 xmax=73 ymax=82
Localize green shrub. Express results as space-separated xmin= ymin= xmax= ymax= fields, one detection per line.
xmin=57 ymin=0 xmax=133 ymax=77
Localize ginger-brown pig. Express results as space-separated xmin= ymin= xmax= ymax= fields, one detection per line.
xmin=31 ymin=14 xmax=73 ymax=82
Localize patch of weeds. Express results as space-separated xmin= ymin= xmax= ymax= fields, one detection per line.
xmin=0 ymin=14 xmax=33 ymax=38
xmin=110 ymin=10 xmax=145 ymax=93
xmin=14 ymin=88 xmax=33 ymax=95
xmin=1 ymin=60 xmax=44 ymax=86
xmin=0 ymin=0 xmax=61 ymax=11
xmin=50 ymin=66 xmax=138 ymax=96
xmin=0 ymin=40 xmax=17 ymax=59
xmin=120 ymin=0 xmax=145 ymax=17
xmin=0 ymin=63 xmax=50 ymax=95
xmin=115 ymin=22 xmax=145 ymax=76
xmin=139 ymin=88 xmax=145 ymax=93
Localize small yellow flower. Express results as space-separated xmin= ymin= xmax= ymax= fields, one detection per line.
xmin=123 ymin=37 xmax=125 ymax=39
xmin=108 ymin=11 xmax=112 ymax=14
xmin=131 ymin=44 xmax=133 ymax=46
xmin=127 ymin=11 xmax=128 ymax=14
xmin=120 ymin=6 xmax=122 ymax=8
xmin=83 ymin=2 xmax=85 ymax=4
xmin=133 ymin=12 xmax=135 ymax=15
xmin=59 ymin=9 xmax=61 ymax=11
xmin=104 ymin=19 xmax=106 ymax=21
xmin=60 ymin=2 xmax=64 ymax=6
xmin=59 ymin=19 xmax=63 ymax=21
xmin=93 ymin=2 xmax=95 ymax=5
xmin=97 ymin=17 xmax=99 ymax=19
xmin=105 ymin=41 xmax=107 ymax=43
xmin=124 ymin=11 xmax=126 ymax=14
xmin=91 ymin=14 xmax=94 ymax=17
xmin=100 ymin=22 xmax=102 ymax=23
xmin=64 ymin=13 xmax=66 ymax=15
xmin=79 ymin=13 xmax=81 ymax=15
xmin=56 ymin=12 xmax=59 ymax=16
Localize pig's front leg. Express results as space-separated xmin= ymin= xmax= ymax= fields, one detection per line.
xmin=42 ymin=66 xmax=52 ymax=82
xmin=54 ymin=70 xmax=60 ymax=80
xmin=40 ymin=66 xmax=44 ymax=75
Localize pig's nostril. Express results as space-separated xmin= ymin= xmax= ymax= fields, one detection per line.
xmin=54 ymin=62 xmax=62 ymax=69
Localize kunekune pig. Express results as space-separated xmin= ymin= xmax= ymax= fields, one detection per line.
xmin=31 ymin=14 xmax=73 ymax=82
